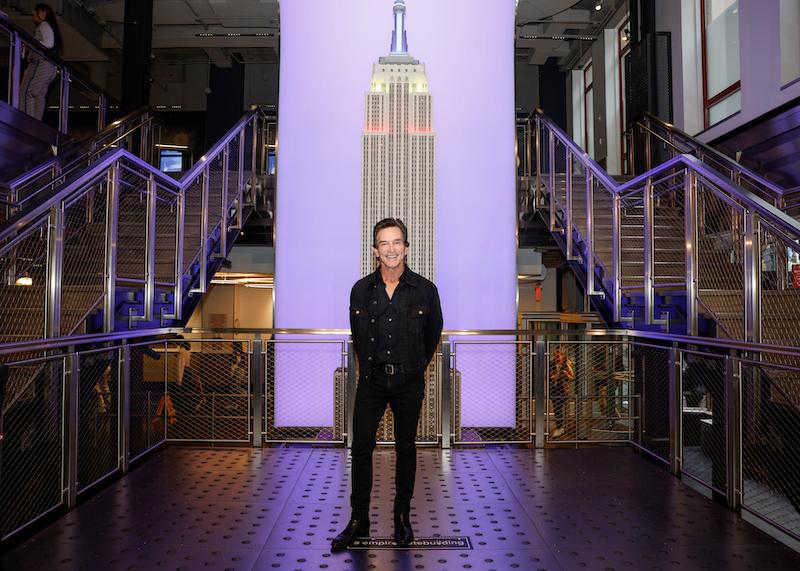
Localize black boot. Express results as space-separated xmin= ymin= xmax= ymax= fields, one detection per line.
xmin=331 ymin=518 xmax=370 ymax=551
xmin=394 ymin=512 xmax=414 ymax=545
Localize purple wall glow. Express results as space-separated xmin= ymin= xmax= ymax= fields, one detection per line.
xmin=276 ymin=0 xmax=517 ymax=428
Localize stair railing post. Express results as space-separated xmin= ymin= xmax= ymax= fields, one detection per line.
xmin=565 ymin=151 xmax=574 ymax=257
xmin=346 ymin=339 xmax=357 ymax=448
xmin=9 ymin=31 xmax=22 ymax=109
xmin=612 ymin=192 xmax=622 ymax=322
xmin=251 ymin=334 xmax=263 ymax=447
xmin=167 ymin=191 xmax=185 ymax=323
xmin=63 ymin=348 xmax=79 ymax=509
xmin=198 ymin=166 xmax=210 ymax=294
xmin=104 ymin=162 xmax=120 ymax=332
xmin=119 ymin=343 xmax=131 ymax=473
xmin=58 ymin=68 xmax=70 ymax=135
xmin=644 ymin=178 xmax=656 ymax=325
xmin=534 ymin=335 xmax=546 ymax=448
xmin=97 ymin=93 xmax=107 ymax=132
xmin=440 ymin=338 xmax=452 ymax=449
xmin=725 ymin=354 xmax=743 ymax=511
xmin=549 ymin=130 xmax=557 ymax=232
xmin=236 ymin=123 xmax=246 ymax=229
xmin=685 ymin=171 xmax=699 ymax=336
xmin=743 ymin=211 xmax=761 ymax=344
xmin=585 ymin=171 xmax=601 ymax=297
xmin=45 ymin=203 xmax=64 ymax=338
xmin=535 ymin=115 xmax=542 ymax=208
xmin=668 ymin=345 xmax=682 ymax=476
xmin=219 ymin=146 xmax=229 ymax=257
xmin=132 ymin=173 xmax=157 ymax=324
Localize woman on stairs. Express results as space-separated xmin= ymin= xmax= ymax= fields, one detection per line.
xmin=20 ymin=3 xmax=63 ymax=120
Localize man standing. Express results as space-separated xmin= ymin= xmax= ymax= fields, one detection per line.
xmin=332 ymin=218 xmax=443 ymax=550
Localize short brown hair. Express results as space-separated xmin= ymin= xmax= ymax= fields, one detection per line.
xmin=372 ymin=218 xmax=408 ymax=247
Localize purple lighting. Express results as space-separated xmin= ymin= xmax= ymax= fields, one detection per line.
xmin=276 ymin=0 xmax=517 ymax=428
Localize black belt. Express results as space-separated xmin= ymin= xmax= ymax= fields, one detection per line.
xmin=377 ymin=363 xmax=402 ymax=376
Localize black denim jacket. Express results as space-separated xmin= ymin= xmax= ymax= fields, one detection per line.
xmin=350 ymin=267 xmax=443 ymax=380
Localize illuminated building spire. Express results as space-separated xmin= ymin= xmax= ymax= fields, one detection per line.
xmin=390 ymin=0 xmax=408 ymax=54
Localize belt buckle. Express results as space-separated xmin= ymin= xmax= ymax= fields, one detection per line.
xmin=385 ymin=363 xmax=396 ymax=375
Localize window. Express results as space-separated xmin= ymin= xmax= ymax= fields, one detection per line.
xmin=584 ymin=62 xmax=595 ymax=157
xmin=159 ymin=149 xmax=184 ymax=173
xmin=618 ymin=18 xmax=631 ymax=172
xmin=700 ymin=0 xmax=741 ymax=126
xmin=780 ymin=0 xmax=800 ymax=84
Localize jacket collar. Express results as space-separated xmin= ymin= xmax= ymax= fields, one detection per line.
xmin=369 ymin=265 xmax=419 ymax=288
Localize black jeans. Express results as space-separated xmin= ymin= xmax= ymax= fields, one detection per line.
xmin=350 ymin=371 xmax=425 ymax=520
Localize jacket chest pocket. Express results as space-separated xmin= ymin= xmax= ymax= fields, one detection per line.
xmin=407 ymin=304 xmax=428 ymax=333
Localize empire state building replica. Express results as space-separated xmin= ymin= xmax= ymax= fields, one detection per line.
xmin=361 ymin=0 xmax=435 ymax=280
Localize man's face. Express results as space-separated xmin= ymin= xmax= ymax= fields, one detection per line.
xmin=373 ymin=226 xmax=408 ymax=271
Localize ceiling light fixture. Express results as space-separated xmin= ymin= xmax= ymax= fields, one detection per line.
xmin=15 ymin=274 xmax=32 ymax=286
xmin=594 ymin=1 xmax=603 ymax=11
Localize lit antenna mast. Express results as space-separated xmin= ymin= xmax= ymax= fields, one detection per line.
xmin=391 ymin=0 xmax=408 ymax=53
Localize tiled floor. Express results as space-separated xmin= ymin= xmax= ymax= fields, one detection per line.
xmin=3 ymin=445 xmax=800 ymax=570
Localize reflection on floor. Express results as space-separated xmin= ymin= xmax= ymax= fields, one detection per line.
xmin=4 ymin=446 xmax=800 ymax=570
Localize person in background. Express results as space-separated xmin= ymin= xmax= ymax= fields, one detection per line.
xmin=550 ymin=348 xmax=574 ymax=439
xmin=20 ymin=3 xmax=63 ymax=120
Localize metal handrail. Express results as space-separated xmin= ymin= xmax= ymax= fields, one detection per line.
xmin=634 ymin=112 xmax=787 ymax=200
xmin=533 ymin=110 xmax=800 ymax=241
xmin=1 ymin=107 xmax=153 ymax=207
xmin=533 ymin=108 xmax=800 ymax=345
xmin=2 ymin=324 xmax=800 ymax=359
xmin=0 ymin=110 xmax=258 ymax=243
xmin=531 ymin=108 xmax=619 ymax=191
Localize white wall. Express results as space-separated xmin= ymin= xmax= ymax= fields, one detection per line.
xmin=663 ymin=0 xmax=800 ymax=142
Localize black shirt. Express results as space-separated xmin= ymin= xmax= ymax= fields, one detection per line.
xmin=350 ymin=266 xmax=443 ymax=380
xmin=374 ymin=269 xmax=408 ymax=365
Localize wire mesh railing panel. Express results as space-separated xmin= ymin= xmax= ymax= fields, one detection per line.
xmin=227 ymin=132 xmax=242 ymax=213
xmin=546 ymin=341 xmax=633 ymax=444
xmin=592 ymin=177 xmax=615 ymax=286
xmin=0 ymin=355 xmax=65 ymax=541
xmin=129 ymin=341 xmax=167 ymax=461
xmin=154 ymin=188 xmax=178 ymax=284
xmin=652 ymin=173 xmax=686 ymax=286
xmin=62 ymin=184 xmax=107 ymax=334
xmin=696 ymin=185 xmax=745 ymax=340
xmin=77 ymin=348 xmax=120 ymax=492
xmin=680 ymin=350 xmax=727 ymax=494
xmin=630 ymin=342 xmax=671 ymax=462
xmin=758 ymin=221 xmax=800 ymax=349
xmin=570 ymin=154 xmax=589 ymax=245
xmin=116 ymin=168 xmax=149 ymax=281
xmin=165 ymin=340 xmax=250 ymax=442
xmin=741 ymin=359 xmax=800 ymax=540
xmin=206 ymin=153 xmax=225 ymax=237
xmin=452 ymin=340 xmax=531 ymax=444
xmin=265 ymin=339 xmax=345 ymax=443
xmin=0 ymin=221 xmax=49 ymax=343
xmin=620 ymin=191 xmax=645 ymax=289
xmin=182 ymin=176 xmax=203 ymax=274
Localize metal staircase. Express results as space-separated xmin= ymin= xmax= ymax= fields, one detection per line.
xmin=524 ymin=109 xmax=800 ymax=352
xmin=0 ymin=109 xmax=270 ymax=343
